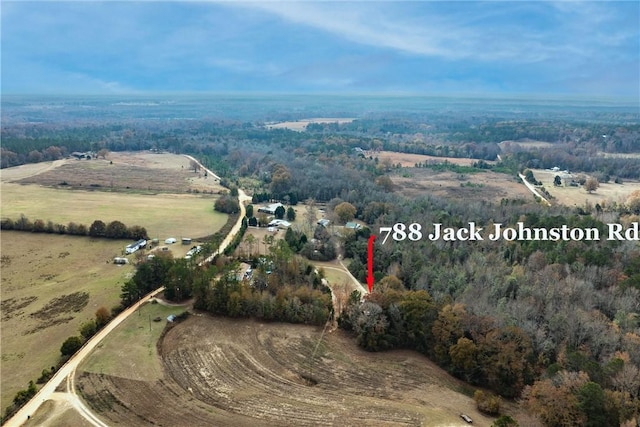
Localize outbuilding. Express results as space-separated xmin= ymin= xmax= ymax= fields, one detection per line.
xmin=460 ymin=414 xmax=473 ymax=424
xmin=258 ymin=203 xmax=284 ymax=215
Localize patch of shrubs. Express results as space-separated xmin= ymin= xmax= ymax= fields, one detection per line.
xmin=474 ymin=390 xmax=502 ymax=415
xmin=214 ymin=195 xmax=240 ymax=214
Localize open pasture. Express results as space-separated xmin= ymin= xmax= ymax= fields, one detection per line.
xmin=1 ymin=183 xmax=225 ymax=240
xmin=10 ymin=152 xmax=225 ymax=194
xmin=0 ymin=231 xmax=133 ymax=410
xmin=392 ymin=168 xmax=532 ymax=203
xmin=265 ymin=117 xmax=355 ymax=131
xmin=532 ymin=168 xmax=640 ymax=208
xmin=374 ymin=151 xmax=486 ymax=168
xmin=76 ymin=314 xmax=499 ymax=426
xmin=498 ymin=140 xmax=554 ymax=150
xmin=80 ymin=300 xmax=187 ymax=382
xmin=0 ymin=151 xmax=225 ymax=411
xmin=2 ymin=151 xmax=228 ymax=239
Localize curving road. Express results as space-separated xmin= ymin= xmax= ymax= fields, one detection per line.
xmin=182 ymin=155 xmax=252 ymax=265
xmin=7 ymin=154 xmax=364 ymax=427
xmin=4 ymin=156 xmax=249 ymax=427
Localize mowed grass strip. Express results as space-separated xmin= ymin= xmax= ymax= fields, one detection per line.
xmin=0 ymin=232 xmax=133 ymax=410
xmin=1 ymin=183 xmax=227 ymax=239
xmin=80 ymin=302 xmax=186 ymax=382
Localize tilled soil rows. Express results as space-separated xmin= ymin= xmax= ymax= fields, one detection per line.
xmin=78 ymin=315 xmax=494 ymax=426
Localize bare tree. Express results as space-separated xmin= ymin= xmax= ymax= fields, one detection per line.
xmin=584 ymin=176 xmax=599 ymax=193
xmin=305 ymin=199 xmax=318 ymax=233
xmin=97 ymin=148 xmax=109 ymax=159
xmin=245 ymin=234 xmax=256 ymax=257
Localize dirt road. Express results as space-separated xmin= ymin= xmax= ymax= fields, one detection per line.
xmin=518 ymin=173 xmax=551 ymax=206
xmin=184 ymin=155 xmax=253 ymax=265
xmin=4 ymin=155 xmax=247 ymax=427
xmin=3 ymin=288 xmax=164 ymax=427
xmin=0 ymin=159 xmax=69 ymax=182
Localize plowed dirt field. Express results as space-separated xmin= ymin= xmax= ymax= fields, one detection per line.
xmin=77 ymin=315 xmax=496 ymax=426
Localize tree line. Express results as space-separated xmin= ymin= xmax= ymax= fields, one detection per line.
xmin=1 ymin=215 xmax=149 ymax=240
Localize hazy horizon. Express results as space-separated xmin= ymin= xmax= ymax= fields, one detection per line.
xmin=3 ymin=92 xmax=638 ymax=125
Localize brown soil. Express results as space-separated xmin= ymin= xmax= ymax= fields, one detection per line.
xmin=16 ymin=160 xmax=192 ymax=193
xmin=392 ymin=168 xmax=531 ymax=203
xmin=77 ymin=315 xmax=496 ymax=426
xmin=14 ymin=152 xmax=224 ymax=194
xmin=374 ymin=151 xmax=486 ymax=168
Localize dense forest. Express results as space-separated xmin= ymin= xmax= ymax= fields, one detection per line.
xmin=3 ymin=97 xmax=640 ymax=425
xmin=2 ymin=108 xmax=640 ymax=178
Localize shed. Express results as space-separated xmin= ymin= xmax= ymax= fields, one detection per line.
xmin=318 ymin=218 xmax=330 ymax=227
xmin=181 ymin=238 xmax=192 ymax=245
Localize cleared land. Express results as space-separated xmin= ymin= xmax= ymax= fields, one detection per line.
xmin=0 ymin=152 xmax=225 ymax=411
xmin=80 ymin=300 xmax=187 ymax=382
xmin=265 ymin=118 xmax=355 ymax=131
xmin=392 ymin=168 xmax=532 ymax=203
xmin=532 ymin=169 xmax=640 ymax=208
xmin=372 ymin=151 xmax=532 ymax=203
xmin=498 ymin=140 xmax=554 ymax=150
xmin=77 ymin=314 xmax=497 ymax=426
xmin=1 ymin=152 xmax=227 ymax=239
xmin=597 ymin=152 xmax=640 ymax=159
xmin=374 ymin=151 xmax=487 ymax=168
xmin=1 ymin=184 xmax=225 ymax=240
xmin=0 ymin=232 xmax=133 ymax=410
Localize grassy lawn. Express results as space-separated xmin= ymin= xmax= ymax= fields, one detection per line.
xmin=80 ymin=302 xmax=186 ymax=381
xmin=0 ymin=232 xmax=134 ymax=410
xmin=1 ymin=183 xmax=227 ymax=239
xmin=321 ymin=267 xmax=353 ymax=287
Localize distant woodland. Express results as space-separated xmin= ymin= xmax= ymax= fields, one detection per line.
xmin=2 ymin=112 xmax=640 ymax=179
xmin=3 ymin=102 xmax=640 ymax=425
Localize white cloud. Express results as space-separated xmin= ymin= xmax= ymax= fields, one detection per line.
xmin=221 ymin=1 xmax=637 ymax=66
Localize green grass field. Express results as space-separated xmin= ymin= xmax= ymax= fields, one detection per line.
xmin=0 ymin=232 xmax=134 ymax=410
xmin=80 ymin=301 xmax=186 ymax=382
xmin=2 ymin=183 xmax=227 ymax=239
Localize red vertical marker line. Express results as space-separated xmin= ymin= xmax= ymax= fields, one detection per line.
xmin=367 ymin=235 xmax=376 ymax=292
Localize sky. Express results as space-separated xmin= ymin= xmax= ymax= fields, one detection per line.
xmin=1 ymin=1 xmax=638 ymax=99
